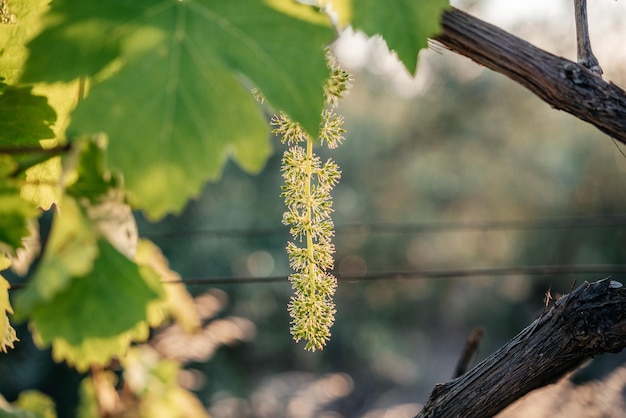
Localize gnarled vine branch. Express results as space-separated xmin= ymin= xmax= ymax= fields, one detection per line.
xmin=435 ymin=7 xmax=626 ymax=145
xmin=416 ymin=278 xmax=626 ymax=417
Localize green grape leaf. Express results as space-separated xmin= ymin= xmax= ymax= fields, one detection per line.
xmin=0 ymin=391 xmax=56 ymax=418
xmin=0 ymin=156 xmax=39 ymax=252
xmin=19 ymin=0 xmax=145 ymax=83
xmin=28 ymin=239 xmax=160 ymax=371
xmin=20 ymin=157 xmax=63 ymax=211
xmin=13 ymin=196 xmax=98 ymax=319
xmin=344 ymin=0 xmax=448 ymax=75
xmin=0 ymin=192 xmax=38 ymax=252
xmin=0 ymin=1 xmax=81 ymax=211
xmin=22 ymin=0 xmax=335 ymax=219
xmin=76 ymin=374 xmax=99 ymax=418
xmin=70 ymin=47 xmax=270 ymax=220
xmin=1 ymin=256 xmax=19 ymax=354
xmin=0 ymin=81 xmax=56 ymax=148
xmin=1 ymin=278 xmax=19 ymax=354
xmin=0 ymin=0 xmax=52 ymax=84
xmin=66 ymin=136 xmax=117 ymax=202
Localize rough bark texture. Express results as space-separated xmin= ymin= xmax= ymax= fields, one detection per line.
xmin=415 ymin=278 xmax=626 ymax=417
xmin=434 ymin=7 xmax=626 ymax=145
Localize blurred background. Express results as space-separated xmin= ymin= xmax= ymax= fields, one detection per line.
xmin=4 ymin=0 xmax=626 ymax=416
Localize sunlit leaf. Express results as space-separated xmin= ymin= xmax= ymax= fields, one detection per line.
xmin=0 ymin=1 xmax=80 ymax=210
xmin=70 ymin=44 xmax=270 ymax=219
xmin=0 ymin=193 xmax=38 ymax=252
xmin=0 ymin=255 xmax=18 ymax=354
xmin=20 ymin=0 xmax=145 ymax=83
xmin=1 ymin=278 xmax=18 ymax=354
xmin=22 ymin=0 xmax=335 ymax=219
xmin=135 ymin=240 xmax=200 ymax=334
xmin=66 ymin=136 xmax=116 ymax=202
xmin=13 ymin=197 xmax=98 ymax=319
xmin=14 ymin=79 xmax=84 ymax=211
xmin=339 ymin=0 xmax=448 ymax=75
xmin=0 ymin=391 xmax=57 ymax=418
xmin=20 ymin=157 xmax=62 ymax=211
xmin=0 ymin=81 xmax=56 ymax=147
xmin=0 ymin=0 xmax=51 ymax=84
xmin=28 ymin=240 xmax=160 ymax=371
xmin=76 ymin=374 xmax=99 ymax=418
xmin=0 ymin=156 xmax=39 ymax=252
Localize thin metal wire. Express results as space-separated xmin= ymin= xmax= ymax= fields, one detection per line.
xmin=9 ymin=217 xmax=626 ymax=290
xmin=7 ymin=264 xmax=625 ymax=290
xmin=172 ymin=264 xmax=626 ymax=286
xmin=143 ymin=214 xmax=626 ymax=241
